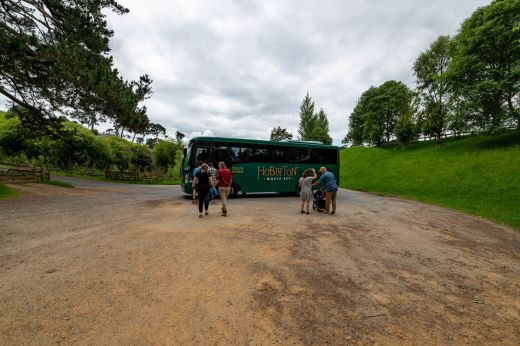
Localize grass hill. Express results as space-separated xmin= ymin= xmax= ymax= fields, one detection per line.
xmin=340 ymin=131 xmax=520 ymax=229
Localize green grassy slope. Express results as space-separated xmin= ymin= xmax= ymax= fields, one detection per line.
xmin=0 ymin=183 xmax=21 ymax=200
xmin=340 ymin=132 xmax=520 ymax=229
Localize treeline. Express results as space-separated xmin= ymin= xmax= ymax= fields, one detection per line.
xmin=0 ymin=0 xmax=188 ymax=177
xmin=0 ymin=110 xmax=182 ymax=176
xmin=345 ymin=0 xmax=519 ymax=147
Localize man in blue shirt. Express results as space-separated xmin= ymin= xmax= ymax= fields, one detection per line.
xmin=313 ymin=166 xmax=338 ymax=215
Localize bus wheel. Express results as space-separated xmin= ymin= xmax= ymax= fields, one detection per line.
xmin=230 ymin=184 xmax=240 ymax=198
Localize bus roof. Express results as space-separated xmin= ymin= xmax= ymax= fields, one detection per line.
xmin=190 ymin=136 xmax=338 ymax=149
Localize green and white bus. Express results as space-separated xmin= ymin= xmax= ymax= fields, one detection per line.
xmin=181 ymin=137 xmax=339 ymax=197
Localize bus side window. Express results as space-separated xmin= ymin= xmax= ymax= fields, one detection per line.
xmin=296 ymin=148 xmax=311 ymax=163
xmin=253 ymin=148 xmax=268 ymax=163
xmin=231 ymin=147 xmax=241 ymax=163
xmin=240 ymin=147 xmax=254 ymax=163
xmin=323 ymin=149 xmax=337 ymax=164
xmin=268 ymin=148 xmax=285 ymax=163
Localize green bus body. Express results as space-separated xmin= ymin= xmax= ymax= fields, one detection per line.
xmin=180 ymin=136 xmax=339 ymax=196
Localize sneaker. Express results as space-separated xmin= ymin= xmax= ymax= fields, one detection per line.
xmin=205 ymin=211 xmax=208 ymax=216
xmin=199 ymin=214 xmax=203 ymax=218
xmin=300 ymin=210 xmax=305 ymax=214
xmin=330 ymin=211 xmax=335 ymax=215
xmin=306 ymin=211 xmax=310 ymax=215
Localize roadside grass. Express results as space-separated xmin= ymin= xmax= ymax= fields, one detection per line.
xmin=51 ymin=170 xmax=181 ymax=185
xmin=0 ymin=183 xmax=21 ymax=200
xmin=340 ymin=131 xmax=520 ymax=229
xmin=45 ymin=179 xmax=74 ymax=188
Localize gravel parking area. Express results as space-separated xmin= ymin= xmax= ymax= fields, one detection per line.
xmin=1 ymin=177 xmax=519 ymax=345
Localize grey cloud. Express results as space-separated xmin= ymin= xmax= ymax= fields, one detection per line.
xmin=1 ymin=0 xmax=490 ymax=144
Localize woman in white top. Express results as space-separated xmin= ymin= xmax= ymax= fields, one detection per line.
xmin=299 ymin=168 xmax=317 ymax=214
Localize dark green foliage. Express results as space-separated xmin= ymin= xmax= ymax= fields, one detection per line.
xmin=0 ymin=112 xmax=158 ymax=174
xmin=0 ymin=0 xmax=153 ymax=136
xmin=270 ymin=126 xmax=293 ymax=141
xmin=346 ymin=81 xmax=414 ymax=146
xmin=297 ymin=93 xmax=333 ymax=144
xmin=345 ymin=0 xmax=519 ymax=145
xmin=131 ymin=145 xmax=152 ymax=172
xmin=414 ymin=35 xmax=452 ymax=144
xmin=394 ymin=113 xmax=416 ymax=147
xmin=447 ymin=0 xmax=520 ymax=133
xmin=152 ymin=140 xmax=180 ymax=170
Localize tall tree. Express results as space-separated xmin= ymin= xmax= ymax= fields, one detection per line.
xmin=270 ymin=126 xmax=293 ymax=141
xmin=414 ymin=35 xmax=452 ymax=144
xmin=297 ymin=93 xmax=333 ymax=144
xmin=447 ymin=0 xmax=520 ymax=134
xmin=312 ymin=109 xmax=333 ymax=145
xmin=345 ymin=81 xmax=414 ymax=146
xmin=297 ymin=92 xmax=316 ymax=140
xmin=0 ymin=0 xmax=152 ymax=129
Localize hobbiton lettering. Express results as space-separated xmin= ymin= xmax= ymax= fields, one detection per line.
xmin=257 ymin=166 xmax=299 ymax=179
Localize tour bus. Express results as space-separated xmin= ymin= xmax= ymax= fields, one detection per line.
xmin=181 ymin=137 xmax=339 ymax=197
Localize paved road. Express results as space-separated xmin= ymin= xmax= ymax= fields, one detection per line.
xmin=1 ymin=177 xmax=519 ymax=345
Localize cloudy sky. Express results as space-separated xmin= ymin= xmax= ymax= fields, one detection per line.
xmin=4 ymin=0 xmax=491 ymax=144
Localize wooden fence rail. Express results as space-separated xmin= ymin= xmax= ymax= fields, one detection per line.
xmin=0 ymin=161 xmax=50 ymax=183
xmin=105 ymin=170 xmax=139 ymax=180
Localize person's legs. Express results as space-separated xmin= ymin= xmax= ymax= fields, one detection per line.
xmin=204 ymin=194 xmax=209 ymax=214
xmin=198 ymin=188 xmax=208 ymax=216
xmin=325 ymin=191 xmax=333 ymax=213
xmin=219 ymin=187 xmax=230 ymax=214
xmin=198 ymin=193 xmax=204 ymax=215
xmin=300 ymin=199 xmax=305 ymax=213
xmin=305 ymin=199 xmax=310 ymax=213
xmin=331 ymin=191 xmax=337 ymax=214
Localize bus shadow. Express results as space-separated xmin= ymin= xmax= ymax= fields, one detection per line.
xmin=182 ymin=192 xmax=298 ymax=201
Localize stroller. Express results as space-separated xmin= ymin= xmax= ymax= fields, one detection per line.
xmin=312 ymin=188 xmax=327 ymax=212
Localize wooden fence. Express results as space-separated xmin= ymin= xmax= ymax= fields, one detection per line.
xmin=0 ymin=161 xmax=50 ymax=183
xmin=105 ymin=170 xmax=139 ymax=180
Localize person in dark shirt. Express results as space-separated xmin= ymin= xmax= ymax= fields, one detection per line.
xmin=195 ymin=164 xmax=213 ymax=218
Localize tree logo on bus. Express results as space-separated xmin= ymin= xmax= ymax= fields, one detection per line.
xmin=257 ymin=166 xmax=299 ymax=180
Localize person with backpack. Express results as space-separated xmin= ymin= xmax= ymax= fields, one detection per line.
xmin=195 ymin=164 xmax=212 ymax=218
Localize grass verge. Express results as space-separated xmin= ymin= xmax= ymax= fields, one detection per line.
xmin=0 ymin=183 xmax=21 ymax=200
xmin=51 ymin=170 xmax=181 ymax=185
xmin=340 ymin=131 xmax=520 ymax=229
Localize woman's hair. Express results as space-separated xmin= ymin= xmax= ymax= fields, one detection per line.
xmin=302 ymin=169 xmax=308 ymax=178
xmin=201 ymin=164 xmax=208 ymax=171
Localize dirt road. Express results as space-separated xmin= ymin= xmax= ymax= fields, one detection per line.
xmin=1 ymin=177 xmax=519 ymax=345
